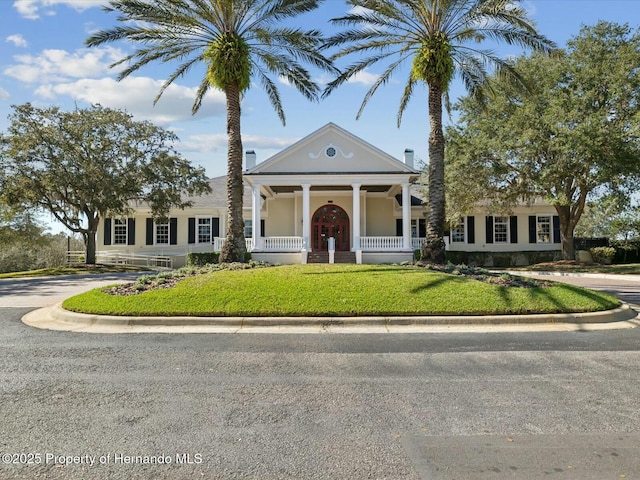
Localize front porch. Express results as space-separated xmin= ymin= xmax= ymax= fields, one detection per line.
xmin=213 ymin=236 xmax=425 ymax=264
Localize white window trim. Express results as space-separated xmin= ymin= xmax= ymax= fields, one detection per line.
xmin=154 ymin=220 xmax=170 ymax=245
xmin=244 ymin=219 xmax=253 ymax=238
xmin=451 ymin=217 xmax=467 ymax=243
xmin=196 ymin=216 xmax=213 ymax=245
xmin=494 ymin=216 xmax=509 ymax=244
xmin=113 ymin=218 xmax=128 ymax=245
xmin=536 ymin=215 xmax=552 ymax=244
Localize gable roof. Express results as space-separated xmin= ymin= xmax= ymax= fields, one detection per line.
xmin=246 ymin=123 xmax=416 ymax=175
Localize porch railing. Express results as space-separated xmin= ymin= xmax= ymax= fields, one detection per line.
xmin=360 ymin=236 xmax=404 ymax=250
xmin=211 ymin=236 xmax=425 ymax=252
xmin=213 ymin=237 xmax=255 ymax=252
xmin=263 ymin=236 xmax=303 ymax=251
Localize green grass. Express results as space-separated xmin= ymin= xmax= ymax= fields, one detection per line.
xmin=0 ymin=265 xmax=151 ymax=279
xmin=61 ymin=264 xmax=619 ymax=317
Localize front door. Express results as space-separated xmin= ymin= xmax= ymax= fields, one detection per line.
xmin=311 ymin=204 xmax=350 ymax=251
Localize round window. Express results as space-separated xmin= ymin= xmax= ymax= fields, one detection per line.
xmin=326 ymin=146 xmax=336 ymax=157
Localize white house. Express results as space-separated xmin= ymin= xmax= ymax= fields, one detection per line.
xmin=97 ymin=123 xmax=562 ymax=267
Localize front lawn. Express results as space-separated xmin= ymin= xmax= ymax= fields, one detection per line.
xmin=61 ymin=264 xmax=619 ymax=317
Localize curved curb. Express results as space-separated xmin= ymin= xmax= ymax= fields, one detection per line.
xmin=22 ymin=303 xmax=639 ymax=334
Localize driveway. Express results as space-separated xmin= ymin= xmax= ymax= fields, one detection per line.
xmin=0 ymin=273 xmax=143 ymax=308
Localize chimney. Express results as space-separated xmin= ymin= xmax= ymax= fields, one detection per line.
xmin=246 ymin=150 xmax=256 ymax=170
xmin=403 ymin=148 xmax=414 ymax=169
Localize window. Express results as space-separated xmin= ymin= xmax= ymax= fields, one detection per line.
xmin=113 ymin=219 xmax=127 ymax=245
xmin=198 ymin=218 xmax=211 ymax=244
xmin=451 ymin=219 xmax=465 ymax=243
xmin=410 ymin=219 xmax=426 ymax=238
xmin=155 ymin=221 xmax=169 ymax=245
xmin=494 ymin=216 xmax=509 ymax=243
xmin=537 ymin=216 xmax=551 ymax=243
xmin=244 ymin=220 xmax=252 ymax=238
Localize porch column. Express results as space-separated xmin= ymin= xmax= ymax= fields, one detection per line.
xmin=352 ymin=183 xmax=361 ymax=250
xmin=252 ymin=183 xmax=262 ymax=250
xmin=402 ymin=183 xmax=411 ymax=250
xmin=302 ymin=183 xmax=311 ymax=250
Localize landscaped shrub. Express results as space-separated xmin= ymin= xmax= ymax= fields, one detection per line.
xmin=589 ymin=246 xmax=616 ymax=264
xmin=611 ymin=239 xmax=640 ymax=263
xmin=414 ymin=249 xmax=421 ymax=262
xmin=186 ymin=252 xmax=219 ymax=266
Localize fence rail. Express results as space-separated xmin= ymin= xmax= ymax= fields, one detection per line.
xmin=97 ymin=251 xmax=173 ymax=269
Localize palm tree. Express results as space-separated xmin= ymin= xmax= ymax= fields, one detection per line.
xmin=324 ymin=0 xmax=555 ymax=264
xmin=87 ymin=0 xmax=335 ymax=262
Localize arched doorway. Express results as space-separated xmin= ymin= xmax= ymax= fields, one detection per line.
xmin=312 ymin=204 xmax=350 ymax=251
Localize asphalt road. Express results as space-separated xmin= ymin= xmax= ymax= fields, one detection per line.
xmin=1 ymin=273 xmax=640 ymax=479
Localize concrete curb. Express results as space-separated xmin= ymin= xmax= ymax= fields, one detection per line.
xmin=508 ymin=271 xmax=640 ymax=282
xmin=21 ymin=302 xmax=639 ymax=334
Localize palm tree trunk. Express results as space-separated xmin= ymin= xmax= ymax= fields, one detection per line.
xmin=421 ymin=82 xmax=446 ymax=264
xmin=220 ymin=82 xmax=248 ymax=263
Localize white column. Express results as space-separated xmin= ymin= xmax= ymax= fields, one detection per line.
xmin=252 ymin=184 xmax=262 ymax=250
xmin=352 ymin=183 xmax=361 ymax=251
xmin=302 ymin=184 xmax=311 ymax=251
xmin=402 ymin=183 xmax=411 ymax=250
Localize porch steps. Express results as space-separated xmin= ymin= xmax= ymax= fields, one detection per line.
xmin=307 ymin=252 xmax=356 ymax=264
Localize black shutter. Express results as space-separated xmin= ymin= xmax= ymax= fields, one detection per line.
xmin=553 ymin=215 xmax=561 ymax=244
xmin=467 ymin=216 xmax=475 ymax=244
xmin=127 ymin=218 xmax=135 ymax=245
xmin=170 ymin=218 xmax=178 ymax=245
xmin=529 ymin=216 xmax=537 ymax=244
xmin=104 ymin=218 xmax=112 ymax=246
xmin=396 ymin=219 xmax=402 ymax=236
xmin=260 ymin=219 xmax=266 ymax=236
xmin=188 ymin=218 xmax=196 ymax=244
xmin=146 ymin=218 xmax=154 ymax=245
xmin=485 ymin=216 xmax=494 ymax=244
xmin=509 ymin=216 xmax=518 ymax=244
xmin=212 ymin=218 xmax=220 ymax=238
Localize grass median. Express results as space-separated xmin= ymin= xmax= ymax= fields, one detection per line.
xmin=61 ymin=264 xmax=619 ymax=317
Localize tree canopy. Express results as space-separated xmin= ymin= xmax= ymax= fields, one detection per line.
xmin=323 ymin=0 xmax=554 ymax=263
xmin=87 ymin=0 xmax=336 ymax=262
xmin=0 ymin=104 xmax=211 ymax=264
xmin=446 ymin=21 xmax=640 ymax=260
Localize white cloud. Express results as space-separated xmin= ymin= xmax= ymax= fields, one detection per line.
xmin=14 ymin=0 xmax=105 ymax=19
xmin=346 ymin=69 xmax=379 ymax=86
xmin=4 ymin=47 xmax=127 ymax=83
xmin=0 ymin=88 xmax=10 ymax=101
xmin=181 ymin=133 xmax=298 ymax=153
xmin=35 ymin=76 xmax=227 ymax=124
xmin=6 ymin=34 xmax=28 ymax=48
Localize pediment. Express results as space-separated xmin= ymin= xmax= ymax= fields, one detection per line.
xmin=247 ymin=123 xmax=415 ymax=175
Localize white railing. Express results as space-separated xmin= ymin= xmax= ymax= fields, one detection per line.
xmin=263 ymin=236 xmax=303 ymax=251
xmin=97 ymin=251 xmax=173 ymax=269
xmin=213 ymin=237 xmax=255 ymax=252
xmin=66 ymin=251 xmax=86 ymax=265
xmin=360 ymin=236 xmax=404 ymax=250
xmin=412 ymin=237 xmax=426 ymax=250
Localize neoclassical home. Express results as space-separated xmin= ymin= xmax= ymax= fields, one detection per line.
xmin=97 ymin=123 xmax=562 ymax=267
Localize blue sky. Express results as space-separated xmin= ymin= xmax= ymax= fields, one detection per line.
xmin=1 ymin=0 xmax=637 ymax=183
